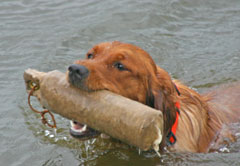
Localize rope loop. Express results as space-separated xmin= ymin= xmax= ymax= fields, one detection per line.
xmin=27 ymin=83 xmax=57 ymax=128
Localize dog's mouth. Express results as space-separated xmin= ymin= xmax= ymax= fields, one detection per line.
xmin=70 ymin=120 xmax=100 ymax=139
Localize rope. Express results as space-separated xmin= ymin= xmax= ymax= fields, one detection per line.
xmin=28 ymin=84 xmax=57 ymax=128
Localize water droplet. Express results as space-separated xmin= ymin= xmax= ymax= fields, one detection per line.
xmin=154 ymin=149 xmax=161 ymax=158
xmin=54 ymin=137 xmax=59 ymax=142
xmin=49 ymin=134 xmax=54 ymax=138
xmin=53 ymin=128 xmax=57 ymax=133
xmin=138 ymin=148 xmax=141 ymax=155
xmin=53 ymin=128 xmax=57 ymax=138
xmin=219 ymin=147 xmax=230 ymax=153
xmin=44 ymin=130 xmax=50 ymax=136
xmin=91 ymin=138 xmax=96 ymax=144
xmin=85 ymin=141 xmax=90 ymax=152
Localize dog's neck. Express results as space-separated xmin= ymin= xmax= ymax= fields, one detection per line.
xmin=168 ymin=81 xmax=221 ymax=152
xmin=146 ymin=67 xmax=222 ymax=152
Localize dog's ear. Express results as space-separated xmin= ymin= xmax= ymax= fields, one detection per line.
xmin=152 ymin=89 xmax=177 ymax=129
xmin=153 ymin=67 xmax=178 ymax=125
xmin=146 ymin=67 xmax=179 ymax=149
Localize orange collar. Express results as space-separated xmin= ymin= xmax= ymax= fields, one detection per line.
xmin=168 ymin=102 xmax=180 ymax=145
xmin=167 ymin=84 xmax=180 ymax=145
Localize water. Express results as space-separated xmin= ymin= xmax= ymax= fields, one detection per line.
xmin=1 ymin=0 xmax=240 ymax=165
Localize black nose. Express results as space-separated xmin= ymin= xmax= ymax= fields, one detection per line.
xmin=68 ymin=64 xmax=89 ymax=80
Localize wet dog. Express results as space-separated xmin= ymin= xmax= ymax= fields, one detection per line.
xmin=68 ymin=41 xmax=240 ymax=152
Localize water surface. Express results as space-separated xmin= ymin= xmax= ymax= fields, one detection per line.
xmin=0 ymin=0 xmax=240 ymax=165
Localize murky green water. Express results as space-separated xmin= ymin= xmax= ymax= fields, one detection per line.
xmin=0 ymin=0 xmax=240 ymax=165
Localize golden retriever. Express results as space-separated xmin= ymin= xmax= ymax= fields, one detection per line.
xmin=67 ymin=41 xmax=240 ymax=153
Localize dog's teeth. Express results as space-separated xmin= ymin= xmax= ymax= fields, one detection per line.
xmin=70 ymin=121 xmax=87 ymax=133
xmin=81 ymin=124 xmax=87 ymax=132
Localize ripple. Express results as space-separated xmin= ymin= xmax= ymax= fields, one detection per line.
xmin=1 ymin=0 xmax=240 ymax=165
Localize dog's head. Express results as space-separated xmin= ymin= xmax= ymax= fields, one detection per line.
xmin=68 ymin=41 xmax=179 ymax=146
xmin=68 ymin=41 xmax=160 ymax=104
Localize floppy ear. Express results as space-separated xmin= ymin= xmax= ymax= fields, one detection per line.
xmin=152 ymin=89 xmax=177 ymax=134
xmin=146 ymin=67 xmax=179 ymax=149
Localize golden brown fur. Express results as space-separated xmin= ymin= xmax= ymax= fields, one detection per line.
xmin=71 ymin=41 xmax=240 ymax=152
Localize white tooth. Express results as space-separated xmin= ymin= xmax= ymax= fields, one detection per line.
xmin=81 ymin=124 xmax=87 ymax=132
xmin=70 ymin=121 xmax=88 ymax=133
xmin=70 ymin=121 xmax=74 ymax=126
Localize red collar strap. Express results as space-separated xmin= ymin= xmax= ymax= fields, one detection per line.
xmin=166 ymin=84 xmax=181 ymax=146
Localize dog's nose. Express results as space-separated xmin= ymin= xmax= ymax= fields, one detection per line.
xmin=68 ymin=64 xmax=89 ymax=80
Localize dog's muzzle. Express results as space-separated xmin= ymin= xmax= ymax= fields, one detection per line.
xmin=68 ymin=65 xmax=100 ymax=139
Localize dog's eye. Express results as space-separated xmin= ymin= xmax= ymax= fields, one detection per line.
xmin=114 ymin=62 xmax=126 ymax=71
xmin=87 ymin=53 xmax=93 ymax=59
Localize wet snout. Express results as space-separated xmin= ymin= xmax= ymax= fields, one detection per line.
xmin=68 ymin=64 xmax=89 ymax=89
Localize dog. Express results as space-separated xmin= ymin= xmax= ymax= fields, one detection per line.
xmin=67 ymin=41 xmax=240 ymax=153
